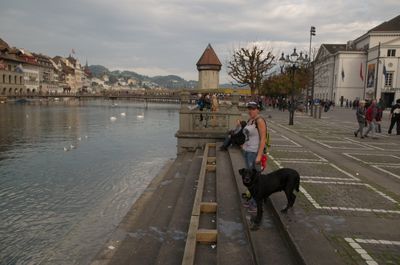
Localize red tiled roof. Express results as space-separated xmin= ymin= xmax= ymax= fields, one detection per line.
xmin=0 ymin=38 xmax=10 ymax=51
xmin=196 ymin=44 xmax=222 ymax=66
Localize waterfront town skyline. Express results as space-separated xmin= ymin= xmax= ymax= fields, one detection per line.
xmin=0 ymin=0 xmax=398 ymax=82
xmin=2 ymin=13 xmax=400 ymax=106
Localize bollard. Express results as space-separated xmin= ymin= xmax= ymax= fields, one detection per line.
xmin=313 ymin=106 xmax=317 ymax=118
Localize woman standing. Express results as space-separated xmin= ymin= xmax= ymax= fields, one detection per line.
xmin=242 ymin=102 xmax=267 ymax=212
xmin=243 ymin=101 xmax=267 ymax=170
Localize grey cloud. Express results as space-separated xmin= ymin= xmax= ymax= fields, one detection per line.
xmin=0 ymin=0 xmax=398 ymax=82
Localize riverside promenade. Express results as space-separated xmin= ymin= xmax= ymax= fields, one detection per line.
xmin=91 ymin=107 xmax=400 ymax=265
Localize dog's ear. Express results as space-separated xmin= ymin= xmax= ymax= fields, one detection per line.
xmin=239 ymin=168 xmax=245 ymax=175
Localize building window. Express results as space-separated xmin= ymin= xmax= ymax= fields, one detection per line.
xmin=385 ymin=72 xmax=393 ymax=87
xmin=20 ymin=76 xmax=23 ymax=84
xmin=9 ymin=75 xmax=11 ymax=83
xmin=387 ymin=49 xmax=396 ymax=57
xmin=2 ymin=74 xmax=4 ymax=83
xmin=14 ymin=76 xmax=17 ymax=84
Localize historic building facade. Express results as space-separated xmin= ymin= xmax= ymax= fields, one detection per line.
xmin=314 ymin=15 xmax=400 ymax=107
xmin=0 ymin=39 xmax=25 ymax=95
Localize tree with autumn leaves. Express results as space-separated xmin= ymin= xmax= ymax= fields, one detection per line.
xmin=261 ymin=66 xmax=311 ymax=97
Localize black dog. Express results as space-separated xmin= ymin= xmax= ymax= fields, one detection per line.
xmin=239 ymin=168 xmax=300 ymax=228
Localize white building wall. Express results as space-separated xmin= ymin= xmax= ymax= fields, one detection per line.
xmin=334 ymin=53 xmax=366 ymax=105
xmin=23 ymin=65 xmax=40 ymax=92
xmin=363 ymin=38 xmax=400 ymax=105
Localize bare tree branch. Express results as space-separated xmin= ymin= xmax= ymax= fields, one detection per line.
xmin=227 ymin=45 xmax=275 ymax=95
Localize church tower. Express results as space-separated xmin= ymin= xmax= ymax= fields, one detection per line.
xmin=196 ymin=44 xmax=222 ymax=89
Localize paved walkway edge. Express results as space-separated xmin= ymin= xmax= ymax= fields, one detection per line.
xmin=90 ymin=158 xmax=175 ymax=265
xmin=267 ymin=198 xmax=307 ymax=265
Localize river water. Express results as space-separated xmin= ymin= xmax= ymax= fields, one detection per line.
xmin=0 ymin=100 xmax=179 ymax=265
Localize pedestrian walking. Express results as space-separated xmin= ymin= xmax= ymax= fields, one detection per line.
xmin=364 ymin=99 xmax=378 ymax=139
xmin=376 ymin=99 xmax=384 ymax=133
xmin=388 ymin=98 xmax=400 ymax=135
xmin=354 ymin=100 xmax=366 ymax=138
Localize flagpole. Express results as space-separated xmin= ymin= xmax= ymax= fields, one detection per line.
xmin=374 ymin=42 xmax=380 ymax=100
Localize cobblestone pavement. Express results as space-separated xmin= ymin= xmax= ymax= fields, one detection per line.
xmin=264 ymin=107 xmax=400 ymax=265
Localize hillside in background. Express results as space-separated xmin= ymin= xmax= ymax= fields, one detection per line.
xmin=88 ymin=65 xmax=197 ymax=89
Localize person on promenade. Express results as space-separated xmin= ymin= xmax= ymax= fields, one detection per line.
xmin=220 ymin=119 xmax=247 ymax=151
xmin=388 ymin=99 xmax=400 ymax=135
xmin=376 ymin=99 xmax=384 ymax=133
xmin=211 ymin=94 xmax=219 ymax=112
xmin=242 ymin=101 xmax=267 ymax=213
xmin=354 ymin=100 xmax=366 ymax=138
xmin=364 ymin=99 xmax=378 ymax=139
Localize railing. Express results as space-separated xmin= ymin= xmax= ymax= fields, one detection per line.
xmin=178 ymin=108 xmax=241 ymax=134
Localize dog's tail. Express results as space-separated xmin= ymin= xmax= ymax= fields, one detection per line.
xmin=295 ymin=174 xmax=300 ymax=192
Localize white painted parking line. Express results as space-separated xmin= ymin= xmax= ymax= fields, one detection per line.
xmin=345 ymin=237 xmax=400 ymax=265
xmin=314 ymin=140 xmax=371 ymax=150
xmin=343 ymin=153 xmax=400 ymax=166
xmin=269 ymin=154 xmax=360 ymax=181
xmin=281 ymin=135 xmax=302 ymax=147
xmin=301 ymin=176 xmax=359 ymax=181
xmin=275 ymin=160 xmax=329 ymax=164
xmin=371 ymin=165 xmax=400 ymax=180
xmin=329 ymin=163 xmax=361 ymax=181
xmin=344 ymin=137 xmax=385 ymax=151
xmin=272 ymin=144 xmax=302 ymax=148
xmin=268 ymin=132 xmax=399 ymax=214
xmin=270 ymin=150 xmax=328 ymax=162
xmin=301 ymin=180 xmax=397 ymax=203
xmin=272 ymin=150 xmax=313 ymax=153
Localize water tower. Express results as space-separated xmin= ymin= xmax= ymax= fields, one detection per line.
xmin=196 ymin=44 xmax=222 ymax=89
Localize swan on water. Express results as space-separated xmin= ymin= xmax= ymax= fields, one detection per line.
xmin=63 ymin=147 xmax=68 ymax=152
xmin=70 ymin=145 xmax=75 ymax=149
xmin=137 ymin=113 xmax=144 ymax=119
xmin=78 ymin=137 xmax=82 ymax=141
xmin=120 ymin=112 xmax=126 ymax=116
xmin=110 ymin=116 xmax=117 ymax=121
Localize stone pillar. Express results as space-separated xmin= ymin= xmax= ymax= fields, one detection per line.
xmin=180 ymin=91 xmax=191 ymax=106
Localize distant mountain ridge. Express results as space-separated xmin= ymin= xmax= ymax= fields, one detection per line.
xmin=88 ymin=65 xmax=197 ymax=89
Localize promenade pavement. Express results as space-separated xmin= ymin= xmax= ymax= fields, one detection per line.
xmin=263 ymin=107 xmax=400 ymax=265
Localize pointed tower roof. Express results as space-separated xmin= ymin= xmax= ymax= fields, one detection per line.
xmin=196 ymin=44 xmax=222 ymax=70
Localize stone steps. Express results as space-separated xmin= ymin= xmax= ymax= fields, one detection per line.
xmin=228 ymin=147 xmax=299 ymax=265
xmin=101 ymin=151 xmax=195 ymax=265
xmin=216 ymin=145 xmax=255 ymax=265
xmin=154 ymin=149 xmax=204 ymax=265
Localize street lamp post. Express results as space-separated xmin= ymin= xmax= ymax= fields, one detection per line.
xmin=308 ymin=26 xmax=316 ymax=116
xmin=279 ymin=48 xmax=305 ymax=125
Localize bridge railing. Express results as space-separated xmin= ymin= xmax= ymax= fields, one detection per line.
xmin=178 ymin=109 xmax=241 ymax=133
xmin=176 ymin=93 xmax=242 ymax=153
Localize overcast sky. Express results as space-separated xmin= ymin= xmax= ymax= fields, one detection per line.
xmin=0 ymin=0 xmax=398 ymax=82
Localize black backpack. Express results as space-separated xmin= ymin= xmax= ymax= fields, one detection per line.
xmin=232 ymin=129 xmax=246 ymax=146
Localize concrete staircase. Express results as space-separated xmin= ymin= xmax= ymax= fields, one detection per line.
xmin=92 ymin=144 xmax=301 ymax=265
xmin=92 ymin=150 xmax=204 ymax=265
